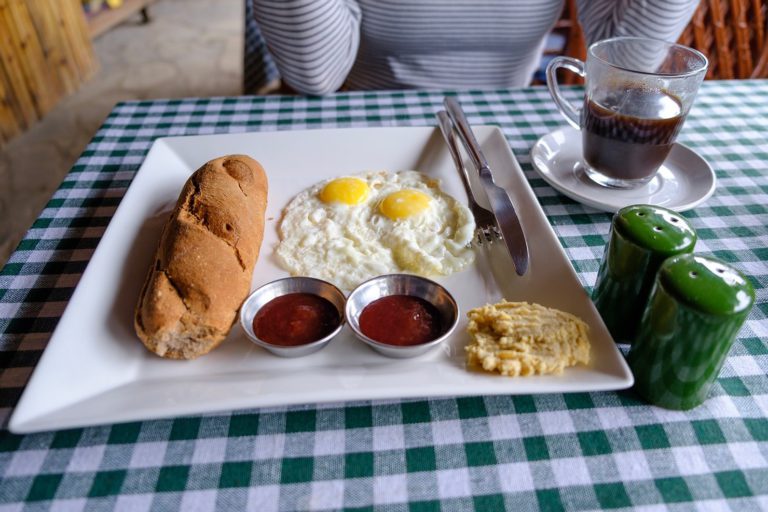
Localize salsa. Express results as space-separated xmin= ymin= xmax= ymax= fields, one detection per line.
xmin=254 ymin=293 xmax=340 ymax=346
xmin=359 ymin=295 xmax=443 ymax=346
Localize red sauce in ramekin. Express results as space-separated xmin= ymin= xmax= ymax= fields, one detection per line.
xmin=254 ymin=293 xmax=340 ymax=346
xmin=359 ymin=295 xmax=443 ymax=346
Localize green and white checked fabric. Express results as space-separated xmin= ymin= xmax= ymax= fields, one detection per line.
xmin=1 ymin=81 xmax=767 ymax=511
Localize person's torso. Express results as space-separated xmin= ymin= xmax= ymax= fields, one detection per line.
xmin=348 ymin=0 xmax=564 ymax=89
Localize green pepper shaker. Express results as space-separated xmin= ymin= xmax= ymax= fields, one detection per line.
xmin=592 ymin=204 xmax=696 ymax=343
xmin=627 ymin=254 xmax=754 ymax=410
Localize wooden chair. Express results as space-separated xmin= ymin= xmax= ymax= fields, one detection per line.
xmin=562 ymin=0 xmax=768 ymax=80
xmin=558 ymin=0 xmax=587 ymax=83
xmin=678 ymin=0 xmax=768 ymax=79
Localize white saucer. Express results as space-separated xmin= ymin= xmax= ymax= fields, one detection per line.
xmin=530 ymin=126 xmax=716 ymax=212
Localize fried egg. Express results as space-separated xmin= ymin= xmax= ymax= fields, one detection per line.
xmin=276 ymin=170 xmax=475 ymax=290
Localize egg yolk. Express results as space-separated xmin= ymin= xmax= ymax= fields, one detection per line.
xmin=379 ymin=189 xmax=431 ymax=220
xmin=320 ymin=177 xmax=369 ymax=205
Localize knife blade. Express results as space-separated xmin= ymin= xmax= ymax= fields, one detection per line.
xmin=443 ymin=96 xmax=529 ymax=276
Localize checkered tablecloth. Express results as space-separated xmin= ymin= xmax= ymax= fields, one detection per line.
xmin=1 ymin=81 xmax=766 ymax=511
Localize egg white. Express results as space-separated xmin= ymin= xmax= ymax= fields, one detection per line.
xmin=276 ymin=170 xmax=475 ymax=290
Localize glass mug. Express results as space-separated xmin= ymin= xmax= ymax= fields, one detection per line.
xmin=546 ymin=36 xmax=708 ymax=189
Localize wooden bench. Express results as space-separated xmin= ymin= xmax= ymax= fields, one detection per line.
xmin=86 ymin=0 xmax=155 ymax=39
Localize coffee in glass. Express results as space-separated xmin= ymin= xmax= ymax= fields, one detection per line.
xmin=547 ymin=37 xmax=707 ymax=189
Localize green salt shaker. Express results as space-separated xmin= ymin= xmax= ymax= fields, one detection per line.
xmin=592 ymin=205 xmax=696 ymax=343
xmin=628 ymin=254 xmax=754 ymax=410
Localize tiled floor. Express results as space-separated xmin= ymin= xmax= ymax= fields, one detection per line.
xmin=0 ymin=0 xmax=242 ymax=269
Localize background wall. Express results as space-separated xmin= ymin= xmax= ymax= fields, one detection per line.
xmin=0 ymin=0 xmax=241 ymax=268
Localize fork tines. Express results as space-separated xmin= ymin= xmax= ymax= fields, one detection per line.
xmin=473 ymin=225 xmax=502 ymax=246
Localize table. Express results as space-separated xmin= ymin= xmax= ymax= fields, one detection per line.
xmin=1 ymin=80 xmax=766 ymax=511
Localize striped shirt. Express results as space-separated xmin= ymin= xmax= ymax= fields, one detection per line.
xmin=251 ymin=0 xmax=699 ymax=95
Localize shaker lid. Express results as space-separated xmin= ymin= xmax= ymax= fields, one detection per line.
xmin=659 ymin=254 xmax=755 ymax=315
xmin=614 ymin=205 xmax=697 ymax=255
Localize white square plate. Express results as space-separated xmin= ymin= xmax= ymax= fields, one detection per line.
xmin=10 ymin=126 xmax=632 ymax=433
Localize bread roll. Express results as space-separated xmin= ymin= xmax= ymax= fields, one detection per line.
xmin=134 ymin=155 xmax=268 ymax=359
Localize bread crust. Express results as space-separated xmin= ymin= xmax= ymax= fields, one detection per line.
xmin=134 ymin=155 xmax=268 ymax=359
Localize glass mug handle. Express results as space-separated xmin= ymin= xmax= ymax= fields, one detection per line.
xmin=546 ymin=56 xmax=586 ymax=129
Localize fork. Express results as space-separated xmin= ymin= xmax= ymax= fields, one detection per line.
xmin=436 ymin=110 xmax=502 ymax=246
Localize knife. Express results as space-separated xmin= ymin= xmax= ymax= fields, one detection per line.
xmin=443 ymin=96 xmax=529 ymax=276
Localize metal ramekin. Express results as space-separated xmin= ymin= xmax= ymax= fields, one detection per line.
xmin=345 ymin=274 xmax=459 ymax=358
xmin=240 ymin=277 xmax=346 ymax=357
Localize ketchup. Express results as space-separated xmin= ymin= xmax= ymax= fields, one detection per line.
xmin=254 ymin=293 xmax=340 ymax=346
xmin=359 ymin=295 xmax=443 ymax=346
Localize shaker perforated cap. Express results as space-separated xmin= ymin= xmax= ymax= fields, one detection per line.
xmin=614 ymin=204 xmax=696 ymax=255
xmin=658 ymin=254 xmax=755 ymax=316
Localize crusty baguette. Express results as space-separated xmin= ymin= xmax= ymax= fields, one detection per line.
xmin=134 ymin=155 xmax=268 ymax=359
